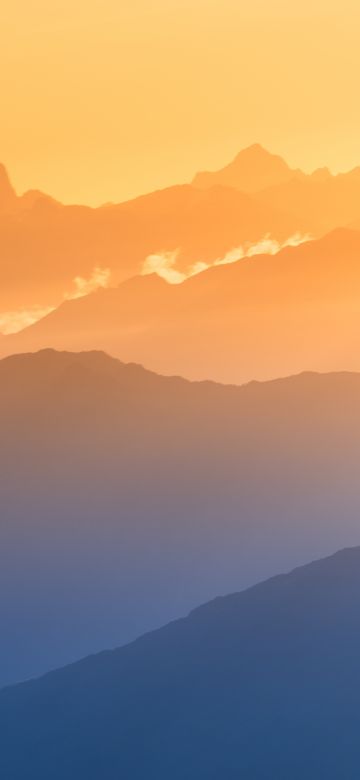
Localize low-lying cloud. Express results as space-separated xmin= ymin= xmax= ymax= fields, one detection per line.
xmin=141 ymin=251 xmax=207 ymax=284
xmin=142 ymin=233 xmax=311 ymax=284
xmin=0 ymin=236 xmax=311 ymax=335
xmin=0 ymin=305 xmax=55 ymax=335
xmin=65 ymin=267 xmax=111 ymax=301
xmin=0 ymin=267 xmax=111 ymax=335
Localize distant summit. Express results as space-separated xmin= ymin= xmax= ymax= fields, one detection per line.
xmin=192 ymin=143 xmax=304 ymax=192
xmin=192 ymin=144 xmax=360 ymax=234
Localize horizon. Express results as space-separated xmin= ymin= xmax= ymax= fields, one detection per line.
xmin=3 ymin=0 xmax=360 ymax=205
xmin=2 ymin=141 xmax=360 ymax=207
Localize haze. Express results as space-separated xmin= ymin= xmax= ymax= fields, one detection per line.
xmin=2 ymin=0 xmax=360 ymax=204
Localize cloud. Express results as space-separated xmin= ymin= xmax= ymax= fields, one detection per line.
xmin=141 ymin=251 xmax=209 ymax=284
xmin=0 ymin=266 xmax=111 ymax=335
xmin=65 ymin=266 xmax=111 ymax=300
xmin=0 ymin=237 xmax=310 ymax=334
xmin=141 ymin=233 xmax=311 ymax=284
xmin=214 ymin=234 xmax=311 ymax=265
xmin=0 ymin=305 xmax=55 ymax=335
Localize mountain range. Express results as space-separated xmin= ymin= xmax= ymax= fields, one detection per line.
xmin=3 ymin=227 xmax=360 ymax=384
xmin=2 ymin=546 xmax=360 ymax=778
xmin=3 ymin=143 xmax=360 ymax=320
xmin=193 ymin=141 xmax=311 ymax=191
xmin=0 ymin=152 xmax=302 ymax=315
xmin=194 ymin=143 xmax=360 ymax=234
xmin=1 ymin=349 xmax=360 ymax=687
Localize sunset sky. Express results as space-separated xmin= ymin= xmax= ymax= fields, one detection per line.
xmin=2 ymin=0 xmax=360 ymax=204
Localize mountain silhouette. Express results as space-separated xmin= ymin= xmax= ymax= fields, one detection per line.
xmin=5 ymin=228 xmax=360 ymax=384
xmin=0 ymin=164 xmax=302 ymax=314
xmin=193 ymin=145 xmax=360 ymax=235
xmin=192 ymin=142 xmax=305 ymax=192
xmin=3 ymin=145 xmax=360 ymax=317
xmin=0 ymin=349 xmax=360 ymax=686
xmin=2 ymin=546 xmax=360 ymax=778
xmin=193 ymin=144 xmax=360 ymax=237
xmin=255 ymin=166 xmax=360 ymax=234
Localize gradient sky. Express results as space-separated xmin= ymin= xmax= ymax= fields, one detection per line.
xmin=2 ymin=0 xmax=360 ymax=204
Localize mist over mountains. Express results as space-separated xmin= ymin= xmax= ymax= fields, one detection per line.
xmin=0 ymin=147 xmax=303 ymax=316
xmin=2 ymin=143 xmax=360 ymax=326
xmin=1 ymin=349 xmax=360 ymax=687
xmin=2 ymin=227 xmax=360 ymax=384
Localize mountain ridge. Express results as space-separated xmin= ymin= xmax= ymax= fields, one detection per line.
xmin=1 ymin=348 xmax=360 ymax=687
xmin=0 ymin=167 xmax=302 ymax=314
xmin=2 ymin=144 xmax=360 ymax=314
xmin=3 ymin=228 xmax=360 ymax=384
xmin=2 ymin=545 xmax=360 ymax=777
xmin=192 ymin=142 xmax=306 ymax=191
xmin=1 ymin=544 xmax=357 ymax=691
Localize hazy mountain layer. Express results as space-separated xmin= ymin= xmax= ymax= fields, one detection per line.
xmin=2 ymin=144 xmax=360 ymax=318
xmin=1 ymin=350 xmax=360 ymax=686
xmin=4 ymin=228 xmax=360 ymax=384
xmin=192 ymin=142 xmax=306 ymax=191
xmin=194 ymin=144 xmax=360 ymax=235
xmin=0 ymin=168 xmax=301 ymax=314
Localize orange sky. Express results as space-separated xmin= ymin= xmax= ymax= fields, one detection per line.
xmin=2 ymin=0 xmax=360 ymax=205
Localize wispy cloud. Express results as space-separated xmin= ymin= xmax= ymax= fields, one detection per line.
xmin=142 ymin=233 xmax=311 ymax=284
xmin=0 ymin=267 xmax=111 ymax=335
xmin=215 ymin=233 xmax=311 ymax=265
xmin=65 ymin=267 xmax=111 ymax=300
xmin=0 ymin=305 xmax=55 ymax=335
xmin=0 ymin=236 xmax=310 ymax=334
xmin=141 ymin=251 xmax=208 ymax=284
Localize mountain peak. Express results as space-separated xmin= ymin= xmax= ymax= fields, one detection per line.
xmin=192 ymin=144 xmax=302 ymax=193
xmin=235 ymin=142 xmax=280 ymax=158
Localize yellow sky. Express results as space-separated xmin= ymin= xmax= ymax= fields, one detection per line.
xmin=2 ymin=0 xmax=360 ymax=204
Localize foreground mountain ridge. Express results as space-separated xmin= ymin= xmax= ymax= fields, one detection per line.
xmin=2 ymin=545 xmax=360 ymax=777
